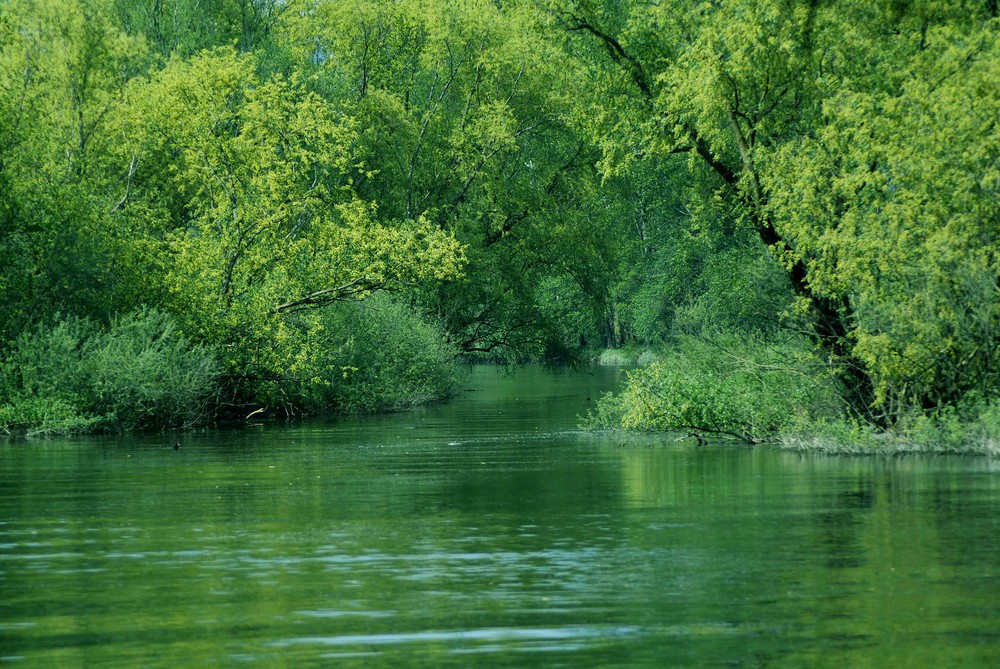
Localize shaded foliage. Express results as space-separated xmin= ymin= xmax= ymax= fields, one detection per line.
xmin=0 ymin=309 xmax=219 ymax=433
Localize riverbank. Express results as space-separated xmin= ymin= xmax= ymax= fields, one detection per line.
xmin=777 ymin=415 xmax=1000 ymax=456
xmin=588 ymin=337 xmax=1000 ymax=456
xmin=0 ymin=301 xmax=461 ymax=438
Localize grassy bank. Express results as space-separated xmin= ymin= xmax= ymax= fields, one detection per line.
xmin=587 ymin=334 xmax=1000 ymax=456
xmin=778 ymin=405 xmax=1000 ymax=456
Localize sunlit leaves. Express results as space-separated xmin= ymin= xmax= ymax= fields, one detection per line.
xmin=765 ymin=15 xmax=1000 ymax=411
xmin=552 ymin=0 xmax=999 ymax=421
xmin=116 ymin=48 xmax=465 ymax=350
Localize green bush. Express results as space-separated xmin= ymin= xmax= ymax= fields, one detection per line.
xmin=86 ymin=308 xmax=220 ymax=429
xmin=780 ymin=400 xmax=1000 ymax=455
xmin=973 ymin=401 xmax=1000 ymax=454
xmin=587 ymin=333 xmax=836 ymax=443
xmin=636 ymin=350 xmax=660 ymax=366
xmin=323 ymin=296 xmax=460 ymax=412
xmin=597 ymin=348 xmax=634 ymax=366
xmin=253 ymin=294 xmax=460 ymax=415
xmin=0 ymin=308 xmax=219 ymax=434
xmin=0 ymin=315 xmax=97 ymax=403
xmin=0 ymin=397 xmax=102 ymax=437
xmin=881 ymin=399 xmax=1000 ymax=454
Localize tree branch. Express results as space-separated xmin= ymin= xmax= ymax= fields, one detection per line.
xmin=559 ymin=12 xmax=652 ymax=100
xmin=274 ymin=276 xmax=386 ymax=314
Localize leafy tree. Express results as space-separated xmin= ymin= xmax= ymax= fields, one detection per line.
xmin=766 ymin=9 xmax=1000 ymax=416
xmin=113 ymin=47 xmax=465 ymax=393
xmin=5 ymin=0 xmax=994 ymax=437
xmin=543 ymin=0 xmax=1000 ymax=422
xmin=0 ymin=0 xmax=149 ymax=340
xmin=281 ymin=0 xmax=621 ymax=361
xmin=1 ymin=1 xmax=468 ymax=424
xmin=111 ymin=0 xmax=286 ymax=57
xmin=595 ymin=156 xmax=794 ymax=348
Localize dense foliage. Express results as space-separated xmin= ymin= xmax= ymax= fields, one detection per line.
xmin=545 ymin=0 xmax=999 ymax=440
xmin=0 ymin=0 xmax=997 ymax=444
xmin=0 ymin=309 xmax=218 ymax=434
xmin=585 ymin=333 xmax=835 ymax=444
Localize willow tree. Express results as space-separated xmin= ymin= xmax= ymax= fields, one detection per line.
xmin=1 ymin=0 xmax=469 ymax=418
xmin=280 ymin=0 xmax=620 ymax=360
xmin=0 ymin=0 xmax=149 ymax=340
xmin=544 ymin=0 xmax=1000 ymax=423
xmin=112 ymin=47 xmax=465 ymax=385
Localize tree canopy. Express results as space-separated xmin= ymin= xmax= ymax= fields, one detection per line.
xmin=542 ymin=0 xmax=999 ymax=424
xmin=1 ymin=0 xmax=997 ymax=434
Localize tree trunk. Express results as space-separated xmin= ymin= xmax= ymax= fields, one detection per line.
xmin=563 ymin=8 xmax=885 ymax=424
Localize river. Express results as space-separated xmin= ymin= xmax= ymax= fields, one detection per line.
xmin=1 ymin=365 xmax=999 ymax=667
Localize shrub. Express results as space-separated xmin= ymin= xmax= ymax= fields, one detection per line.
xmin=0 ymin=315 xmax=97 ymax=403
xmin=253 ymin=294 xmax=460 ymax=415
xmin=597 ymin=349 xmax=634 ymax=366
xmin=880 ymin=398 xmax=1000 ymax=454
xmin=322 ymin=296 xmax=460 ymax=412
xmin=587 ymin=333 xmax=836 ymax=443
xmin=0 ymin=397 xmax=102 ymax=436
xmin=780 ymin=400 xmax=1000 ymax=455
xmin=973 ymin=400 xmax=1000 ymax=454
xmin=0 ymin=308 xmax=219 ymax=434
xmin=636 ymin=350 xmax=660 ymax=366
xmin=86 ymin=308 xmax=220 ymax=429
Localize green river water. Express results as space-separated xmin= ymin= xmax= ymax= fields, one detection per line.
xmin=1 ymin=365 xmax=999 ymax=667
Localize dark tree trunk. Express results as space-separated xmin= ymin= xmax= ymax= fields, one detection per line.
xmin=562 ymin=7 xmax=885 ymax=424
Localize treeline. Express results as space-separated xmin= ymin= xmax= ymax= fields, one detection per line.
xmin=1 ymin=0 xmax=998 ymax=445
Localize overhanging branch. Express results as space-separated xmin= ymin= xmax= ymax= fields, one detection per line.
xmin=557 ymin=11 xmax=652 ymax=100
xmin=274 ymin=276 xmax=387 ymax=314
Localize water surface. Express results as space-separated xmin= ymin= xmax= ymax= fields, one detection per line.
xmin=2 ymin=365 xmax=999 ymax=666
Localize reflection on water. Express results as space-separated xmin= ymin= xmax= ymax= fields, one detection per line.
xmin=1 ymin=365 xmax=999 ymax=667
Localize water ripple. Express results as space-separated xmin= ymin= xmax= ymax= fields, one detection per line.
xmin=269 ymin=624 xmax=642 ymax=649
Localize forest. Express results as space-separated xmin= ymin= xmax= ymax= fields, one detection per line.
xmin=0 ymin=0 xmax=998 ymax=450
